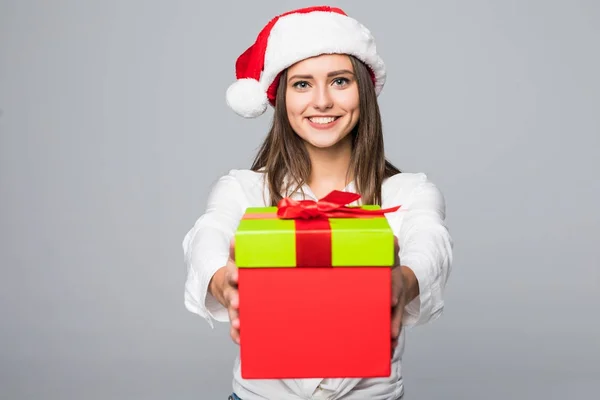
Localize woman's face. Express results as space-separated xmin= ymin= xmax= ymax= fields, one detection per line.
xmin=285 ymin=54 xmax=360 ymax=151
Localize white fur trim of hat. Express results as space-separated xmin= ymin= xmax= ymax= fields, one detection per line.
xmin=225 ymin=6 xmax=386 ymax=118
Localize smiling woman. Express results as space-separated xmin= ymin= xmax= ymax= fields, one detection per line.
xmin=287 ymin=57 xmax=360 ymax=152
xmin=183 ymin=5 xmax=453 ymax=400
xmin=252 ymin=53 xmax=399 ymax=205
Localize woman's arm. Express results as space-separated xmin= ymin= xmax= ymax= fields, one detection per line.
xmin=182 ymin=172 xmax=248 ymax=328
xmin=387 ymin=173 xmax=454 ymax=328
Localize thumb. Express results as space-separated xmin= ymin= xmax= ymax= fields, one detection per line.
xmin=393 ymin=235 xmax=400 ymax=266
xmin=229 ymin=237 xmax=236 ymax=262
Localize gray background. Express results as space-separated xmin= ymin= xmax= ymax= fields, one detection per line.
xmin=1 ymin=0 xmax=599 ymax=399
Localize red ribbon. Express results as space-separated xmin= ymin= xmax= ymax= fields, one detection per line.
xmin=275 ymin=190 xmax=401 ymax=267
xmin=277 ymin=190 xmax=401 ymax=220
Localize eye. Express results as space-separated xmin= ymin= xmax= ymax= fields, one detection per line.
xmin=292 ymin=81 xmax=310 ymax=89
xmin=332 ymin=77 xmax=350 ymax=86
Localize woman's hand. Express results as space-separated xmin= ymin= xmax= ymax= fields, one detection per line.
xmin=390 ymin=236 xmax=419 ymax=357
xmin=208 ymin=240 xmax=240 ymax=345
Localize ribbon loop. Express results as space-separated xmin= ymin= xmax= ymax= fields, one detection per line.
xmin=276 ymin=190 xmax=400 ymax=219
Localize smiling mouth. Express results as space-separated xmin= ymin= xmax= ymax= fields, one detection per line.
xmin=307 ymin=116 xmax=340 ymax=124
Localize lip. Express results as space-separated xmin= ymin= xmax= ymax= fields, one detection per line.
xmin=305 ymin=115 xmax=342 ymax=130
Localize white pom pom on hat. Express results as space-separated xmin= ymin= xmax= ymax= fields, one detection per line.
xmin=226 ymin=78 xmax=268 ymax=119
xmin=226 ymin=6 xmax=387 ymax=118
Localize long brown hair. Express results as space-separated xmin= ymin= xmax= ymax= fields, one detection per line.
xmin=251 ymin=55 xmax=401 ymax=206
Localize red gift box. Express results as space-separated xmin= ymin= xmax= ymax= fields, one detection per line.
xmin=235 ymin=191 xmax=400 ymax=379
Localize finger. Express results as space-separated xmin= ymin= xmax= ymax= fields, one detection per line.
xmin=228 ymin=287 xmax=239 ymax=310
xmin=391 ymin=303 xmax=403 ymax=339
xmin=230 ymin=325 xmax=240 ymax=345
xmin=230 ymin=311 xmax=240 ymax=330
xmin=390 ymin=268 xmax=402 ymax=307
xmin=227 ymin=290 xmax=240 ymax=329
xmin=222 ymin=284 xmax=231 ymax=305
xmin=226 ymin=259 xmax=238 ymax=287
xmin=228 ymin=289 xmax=240 ymax=345
xmin=228 ymin=306 xmax=239 ymax=326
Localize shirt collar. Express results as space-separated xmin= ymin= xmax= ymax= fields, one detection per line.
xmin=286 ymin=180 xmax=359 ymax=204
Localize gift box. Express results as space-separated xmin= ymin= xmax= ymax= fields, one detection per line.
xmin=235 ymin=190 xmax=400 ymax=379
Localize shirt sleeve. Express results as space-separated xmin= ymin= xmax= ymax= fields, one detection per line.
xmin=182 ymin=172 xmax=249 ymax=328
xmin=389 ymin=174 xmax=454 ymax=328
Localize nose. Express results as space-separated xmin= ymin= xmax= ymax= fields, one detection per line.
xmin=312 ymin=85 xmax=333 ymax=111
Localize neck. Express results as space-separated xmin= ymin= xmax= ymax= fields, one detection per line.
xmin=305 ymin=137 xmax=353 ymax=199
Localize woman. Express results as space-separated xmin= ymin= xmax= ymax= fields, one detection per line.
xmin=183 ymin=6 xmax=453 ymax=400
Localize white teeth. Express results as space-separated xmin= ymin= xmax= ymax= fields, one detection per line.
xmin=309 ymin=117 xmax=337 ymax=124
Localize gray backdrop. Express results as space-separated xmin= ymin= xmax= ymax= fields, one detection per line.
xmin=1 ymin=0 xmax=599 ymax=399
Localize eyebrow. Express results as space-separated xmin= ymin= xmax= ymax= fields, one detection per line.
xmin=288 ymin=69 xmax=355 ymax=81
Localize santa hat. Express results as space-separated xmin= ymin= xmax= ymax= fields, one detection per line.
xmin=225 ymin=6 xmax=386 ymax=118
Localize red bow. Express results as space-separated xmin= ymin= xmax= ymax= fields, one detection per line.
xmin=277 ymin=190 xmax=401 ymax=219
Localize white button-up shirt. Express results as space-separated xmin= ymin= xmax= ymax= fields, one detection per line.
xmin=183 ymin=169 xmax=453 ymax=400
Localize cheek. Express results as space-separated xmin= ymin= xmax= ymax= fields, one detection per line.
xmin=285 ymin=95 xmax=306 ymax=134
xmin=285 ymin=92 xmax=306 ymax=116
xmin=334 ymin=90 xmax=360 ymax=112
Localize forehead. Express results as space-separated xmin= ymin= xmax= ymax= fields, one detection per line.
xmin=287 ymin=54 xmax=353 ymax=75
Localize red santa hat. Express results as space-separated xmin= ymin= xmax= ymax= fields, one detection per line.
xmin=225 ymin=6 xmax=387 ymax=118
